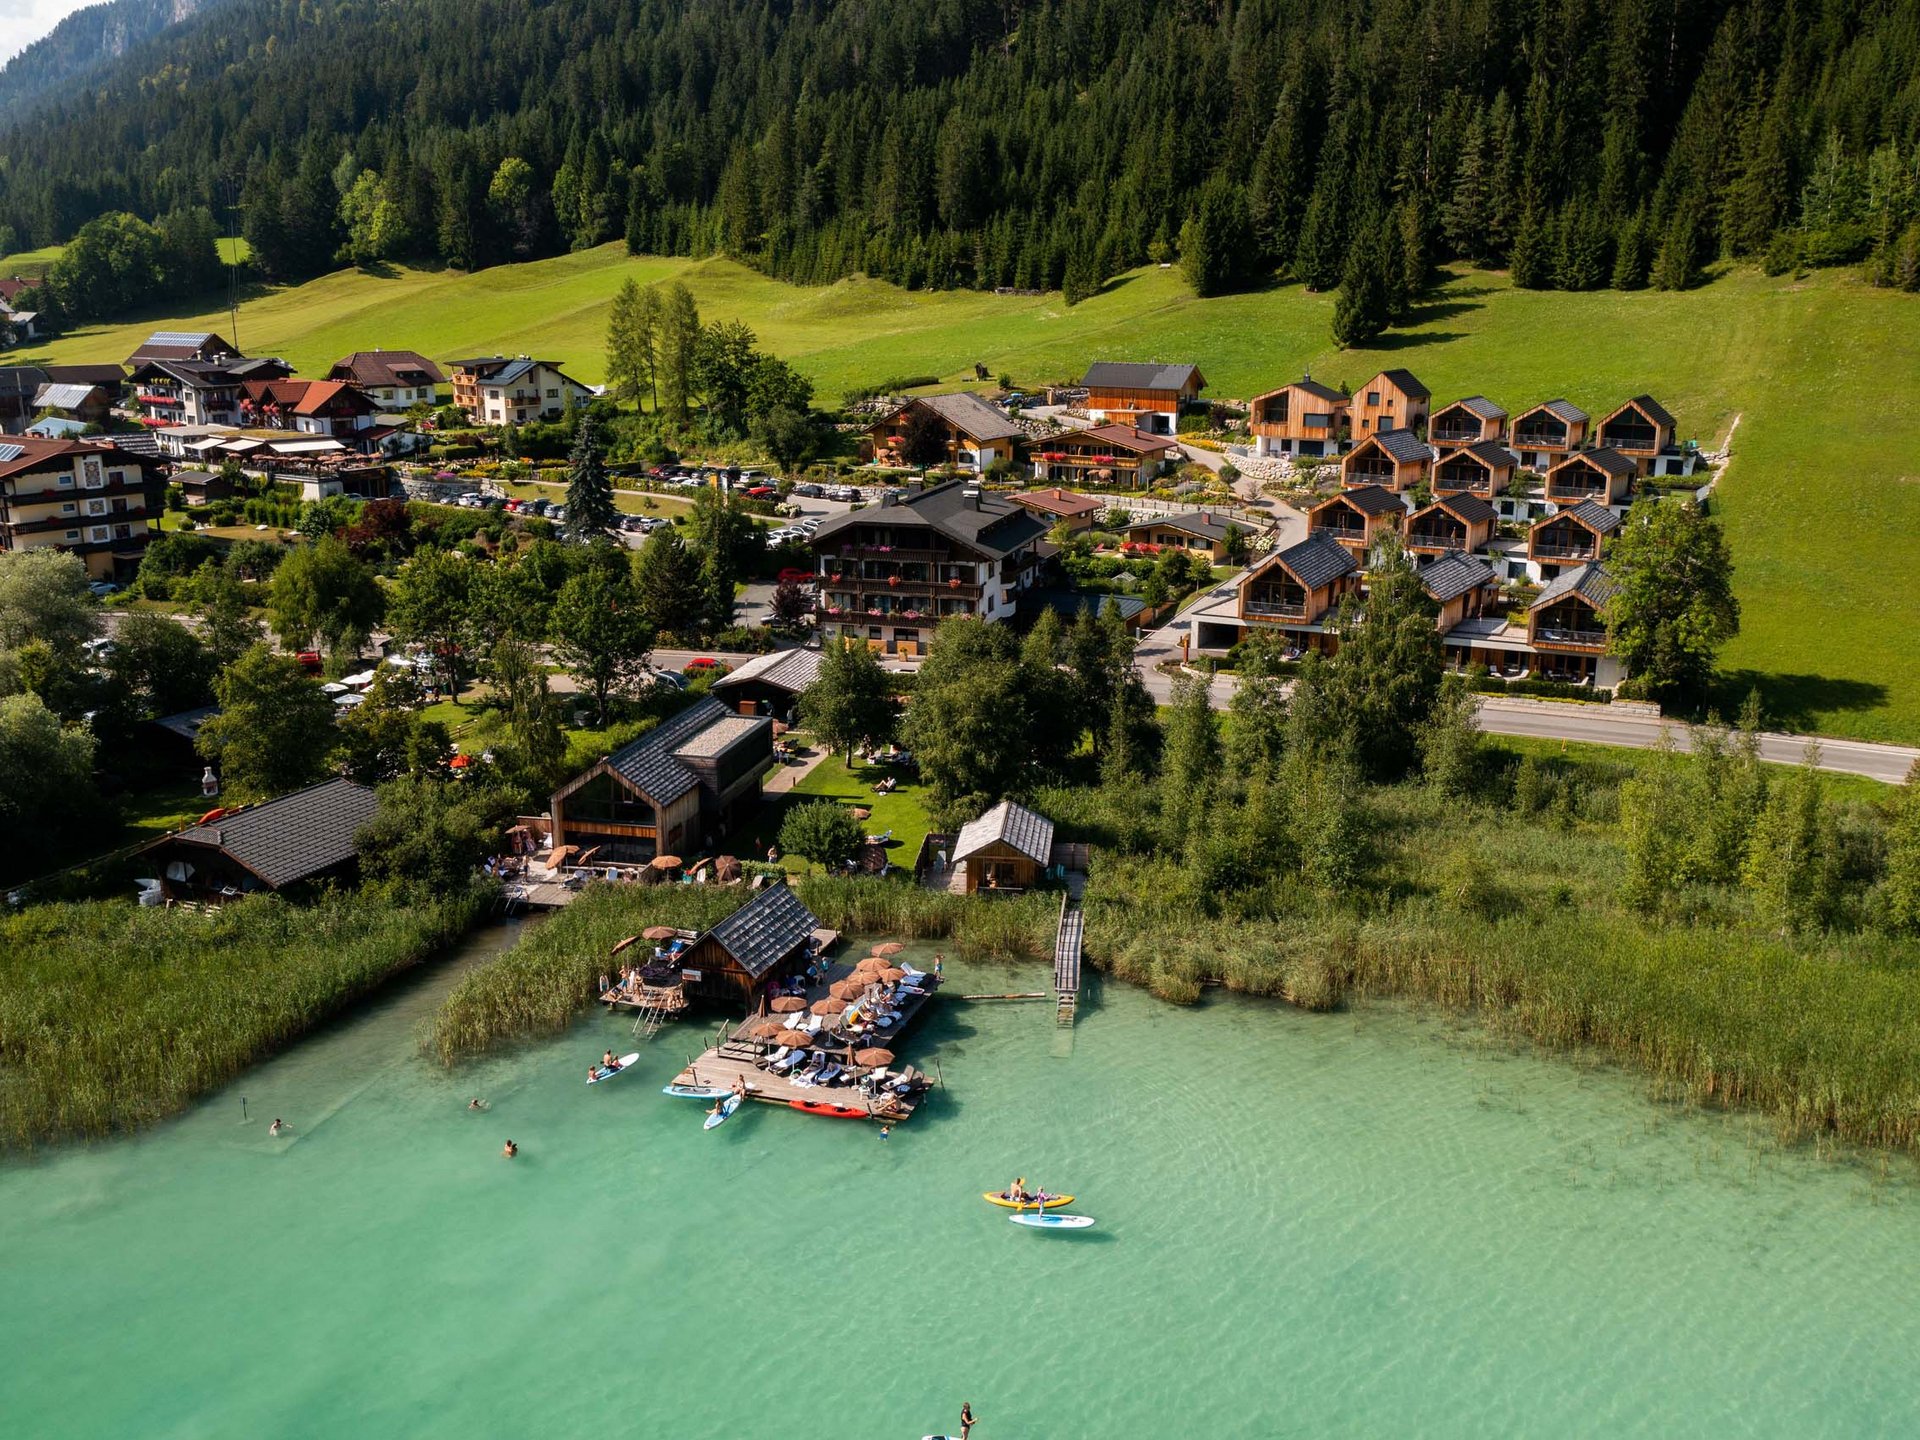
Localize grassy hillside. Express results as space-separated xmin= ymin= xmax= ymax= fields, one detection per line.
xmin=18 ymin=248 xmax=1920 ymax=743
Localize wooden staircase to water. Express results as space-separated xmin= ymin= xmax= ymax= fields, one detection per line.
xmin=1053 ymin=880 xmax=1085 ymax=1028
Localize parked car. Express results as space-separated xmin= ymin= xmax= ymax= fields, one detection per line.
xmin=295 ymin=651 xmax=324 ymax=674
xmin=87 ymin=580 xmax=119 ymax=598
xmin=792 ymin=482 xmax=823 ymax=498
xmin=743 ymin=484 xmax=776 ymax=499
xmin=683 ymin=657 xmax=730 ymax=677
xmin=776 ymin=568 xmax=816 ymax=585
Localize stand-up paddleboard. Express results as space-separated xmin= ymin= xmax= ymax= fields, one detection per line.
xmin=982 ymin=1191 xmax=1073 ymax=1210
xmin=664 ymin=1082 xmax=745 ymax=1099
xmin=587 ymin=1053 xmax=641 ymax=1084
xmin=703 ymin=1092 xmax=744 ymax=1130
xmin=1009 ymin=1212 xmax=1095 ymax=1230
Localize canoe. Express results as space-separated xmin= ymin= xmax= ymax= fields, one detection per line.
xmin=703 ymin=1093 xmax=743 ymax=1130
xmin=1009 ymin=1212 xmax=1095 ymax=1230
xmin=982 ymin=1191 xmax=1074 ymax=1210
xmin=586 ymin=1052 xmax=641 ymax=1085
xmin=664 ymin=1082 xmax=742 ymax=1099
xmin=789 ymin=1101 xmax=868 ymax=1118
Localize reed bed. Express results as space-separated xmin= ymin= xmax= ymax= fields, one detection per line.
xmin=0 ymin=889 xmax=485 ymax=1150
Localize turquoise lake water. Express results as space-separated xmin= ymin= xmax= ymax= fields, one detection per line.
xmin=6 ymin=923 xmax=1920 ymax=1437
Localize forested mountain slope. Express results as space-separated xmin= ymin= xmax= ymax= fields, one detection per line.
xmin=1 ymin=0 xmax=1916 ymax=295
xmin=0 ymin=0 xmax=210 ymax=119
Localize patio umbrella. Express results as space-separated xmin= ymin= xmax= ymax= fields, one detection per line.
xmin=854 ymin=1048 xmax=895 ymax=1068
xmin=829 ymin=979 xmax=866 ymax=1001
xmin=878 ymin=966 xmax=906 ymax=983
xmin=642 ymin=925 xmax=679 ymax=941
xmin=542 ymin=844 xmax=575 ymax=868
xmin=770 ymin=996 xmax=807 ymax=1013
xmin=610 ymin=935 xmax=642 ymax=956
xmin=714 ymin=855 xmax=742 ymax=882
xmin=775 ymin=1029 xmax=812 ymax=1047
xmin=811 ymin=997 xmax=849 ymax=1016
xmin=749 ymin=1020 xmax=785 ymax=1040
xmin=873 ymin=942 xmax=906 ymax=956
xmin=650 ymin=855 xmax=682 ymax=871
xmin=576 ymin=846 xmax=602 ymax=866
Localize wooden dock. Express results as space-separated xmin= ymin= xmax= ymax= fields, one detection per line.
xmin=1053 ymin=870 xmax=1086 ymax=1027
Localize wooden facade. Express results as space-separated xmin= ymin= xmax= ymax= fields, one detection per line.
xmin=1031 ymin=426 xmax=1177 ymax=489
xmin=1248 ymin=377 xmax=1350 ymax=457
xmin=1545 ymin=448 xmax=1635 ymax=506
xmin=1432 ymin=442 xmax=1517 ymax=499
xmin=1079 ymin=363 xmax=1205 ymax=436
xmin=865 ymin=394 xmax=1021 ymax=472
xmin=1238 ymin=532 xmax=1360 ymax=629
xmin=1308 ymin=486 xmax=1404 ymax=560
xmin=1597 ymin=395 xmax=1676 ymax=472
xmin=1428 ymin=396 xmax=1507 ymax=447
xmin=1528 ymin=508 xmax=1614 ymax=565
xmin=1510 ymin=400 xmax=1590 ymax=469
xmin=1405 ymin=494 xmax=1496 ymax=556
xmin=1350 ymin=369 xmax=1430 ymax=441
xmin=1341 ymin=432 xmax=1432 ymax=492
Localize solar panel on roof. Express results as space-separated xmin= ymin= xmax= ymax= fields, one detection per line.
xmin=0 ymin=443 xmax=25 ymax=462
xmin=146 ymin=331 xmax=212 ymax=345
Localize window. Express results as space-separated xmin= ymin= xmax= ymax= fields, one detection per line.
xmin=546 ymin=388 xmax=559 ymax=399
xmin=57 ymin=473 xmax=72 ymax=487
xmin=60 ymin=502 xmax=75 ymax=515
xmin=1367 ymin=392 xmax=1380 ymax=405
xmin=65 ymin=529 xmax=80 ymax=540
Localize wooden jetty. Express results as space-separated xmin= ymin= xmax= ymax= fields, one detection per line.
xmin=1053 ymin=872 xmax=1086 ymax=1027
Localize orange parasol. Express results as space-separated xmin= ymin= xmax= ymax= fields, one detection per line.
xmin=650 ymin=854 xmax=682 ymax=871
xmin=878 ymin=966 xmax=905 ymax=983
xmin=873 ymin=942 xmax=905 ymax=956
xmin=642 ymin=926 xmax=679 ymax=941
xmin=810 ymin=997 xmax=849 ymax=1016
xmin=775 ymin=1029 xmax=812 ymax=1047
xmin=610 ymin=935 xmax=642 ymax=956
xmin=829 ymin=979 xmax=866 ymax=1000
xmin=749 ymin=1020 xmax=785 ymax=1039
xmin=770 ymin=996 xmax=807 ymax=1013
xmin=854 ymin=1048 xmax=895 ymax=1067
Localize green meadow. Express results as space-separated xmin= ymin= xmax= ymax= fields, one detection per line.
xmin=17 ymin=246 xmax=1920 ymax=743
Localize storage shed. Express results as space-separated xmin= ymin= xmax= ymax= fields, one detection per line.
xmin=950 ymin=799 xmax=1055 ymax=894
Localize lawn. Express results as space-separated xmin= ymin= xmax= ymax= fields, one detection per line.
xmin=739 ymin=750 xmax=934 ymax=877
xmin=18 ymin=247 xmax=1920 ymax=742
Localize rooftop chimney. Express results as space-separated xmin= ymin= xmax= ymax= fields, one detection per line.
xmin=962 ymin=488 xmax=980 ymax=510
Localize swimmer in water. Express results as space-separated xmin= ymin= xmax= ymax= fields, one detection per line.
xmin=468 ymin=1097 xmax=485 ymax=1111
xmin=502 ymin=1139 xmax=517 ymax=1158
xmin=268 ymin=1118 xmax=285 ymax=1137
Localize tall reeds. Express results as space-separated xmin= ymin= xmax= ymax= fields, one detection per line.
xmin=0 ymin=888 xmax=487 ymax=1150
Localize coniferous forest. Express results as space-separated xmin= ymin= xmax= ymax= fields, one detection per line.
xmin=2 ymin=0 xmax=1918 ymax=302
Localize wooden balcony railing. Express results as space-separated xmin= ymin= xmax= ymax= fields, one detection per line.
xmin=1532 ymin=625 xmax=1607 ymax=649
xmin=1406 ymin=530 xmax=1463 ymax=550
xmin=1245 ymin=597 xmax=1309 ymax=619
xmin=1514 ymin=428 xmax=1568 ymax=449
xmin=1601 ymin=426 xmax=1657 ymax=450
xmin=1531 ymin=542 xmax=1598 ymax=560
xmin=1431 ymin=426 xmax=1484 ymax=444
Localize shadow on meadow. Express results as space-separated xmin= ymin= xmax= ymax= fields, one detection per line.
xmin=1710 ymin=671 xmax=1890 ymax=736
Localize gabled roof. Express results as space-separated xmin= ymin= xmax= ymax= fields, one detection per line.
xmin=1546 ymin=499 xmax=1623 ymax=535
xmin=952 ymin=799 xmax=1055 ymax=865
xmin=1419 ymin=552 xmax=1500 ymax=603
xmin=1126 ymin=510 xmax=1235 ymax=542
xmin=1355 ymin=429 xmax=1433 ymax=465
xmin=1556 ymin=447 xmax=1637 ymax=478
xmin=1419 ymin=491 xmax=1497 ymax=526
xmin=1533 ymin=563 xmax=1618 ymax=611
xmin=1444 ymin=440 xmax=1518 ymax=471
xmin=1011 ymin=488 xmax=1105 ymax=518
xmin=43 ymin=364 xmax=125 ymax=387
xmin=329 ymin=350 xmax=447 ymax=388
xmin=1327 ymin=483 xmax=1404 ymax=518
xmin=33 ymin=382 xmax=103 ymax=410
xmin=1080 ymin=361 xmax=1205 ymax=394
xmin=1253 ymin=375 xmax=1347 ymax=405
xmin=1609 ymin=394 xmax=1676 ymax=428
xmin=1434 ymin=395 xmax=1506 ymax=421
xmin=711 ymin=647 xmax=824 ymax=697
xmin=127 ymin=330 xmax=234 ymax=365
xmin=446 ymin=356 xmax=582 ymax=389
xmin=1366 ymin=368 xmax=1430 ymax=398
xmin=810 ymin=481 xmax=1048 ymax=560
xmin=0 ymin=278 xmax=33 ymax=303
xmin=703 ymin=882 xmax=822 ymax=980
xmin=1031 ymin=589 xmax=1148 ymax=624
xmin=0 ymin=435 xmax=151 ymax=481
xmin=165 ymin=778 xmax=379 ymax=888
xmin=1515 ymin=398 xmax=1588 ymax=426
xmin=1265 ymin=530 xmax=1357 ymax=590
xmin=895 ymin=392 xmax=1022 ymax=444
xmin=1045 ymin=424 xmax=1180 ymax=456
xmin=602 ymin=697 xmax=736 ymax=805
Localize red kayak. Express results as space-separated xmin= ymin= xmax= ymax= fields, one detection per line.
xmin=789 ymin=1100 xmax=868 ymax=1118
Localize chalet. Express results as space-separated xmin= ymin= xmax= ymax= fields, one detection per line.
xmin=1341 ymin=428 xmax=1433 ymax=492
xmin=1432 ymin=440 xmax=1518 ymax=499
xmin=1510 ymin=400 xmax=1589 ymax=471
xmin=811 ymin=482 xmax=1049 ymax=657
xmin=325 ymin=351 xmax=447 ymax=410
xmin=1123 ymin=510 xmax=1240 ymax=562
xmin=711 ymin=647 xmax=824 ymax=723
xmin=1247 ymin=376 xmax=1349 ymax=458
xmin=1031 ymin=426 xmax=1178 ymax=489
xmin=1009 ymin=488 xmax=1104 ymax=532
xmin=140 ymin=778 xmax=380 ymax=905
xmin=1350 ymin=369 xmax=1429 ymax=440
xmin=546 ymin=697 xmax=773 ymax=864
xmin=675 ymin=882 xmax=823 ymax=1009
xmin=1030 ymin=589 xmax=1149 ymax=630
xmin=1 ymin=283 xmax=42 ymax=343
xmin=239 ymin=379 xmax=380 ymax=440
xmin=126 ymin=330 xmax=237 ymax=368
xmin=1405 ymin=492 xmax=1497 ymax=557
xmin=44 ymin=365 xmax=126 ymax=407
xmin=0 ymin=437 xmax=162 ymax=580
xmin=1528 ymin=500 xmax=1620 ymax=574
xmin=1418 ymin=552 xmax=1503 ymax=630
xmin=1308 ymin=484 xmax=1405 ymax=561
xmin=172 ymin=468 xmax=235 ymax=507
xmin=1545 ymin=448 xmax=1636 ymax=507
xmin=1079 ymin=362 xmax=1205 ymax=436
xmin=1238 ymin=530 xmax=1360 ymax=634
xmin=130 ymin=356 xmax=292 ymax=427
xmin=1528 ymin=563 xmax=1618 ymax=683
xmin=32 ymin=382 xmax=111 ymax=426
xmin=866 ymin=392 xmax=1022 ymax=472
xmin=950 ymin=799 xmax=1055 ymax=895
xmin=1596 ymin=395 xmax=1675 ymax=472
xmin=446 ymin=356 xmax=591 ymax=425
xmin=1429 ymin=396 xmax=1508 ymax=448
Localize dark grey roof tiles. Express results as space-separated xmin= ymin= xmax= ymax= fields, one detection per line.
xmin=173 ymin=777 xmax=378 ymax=887
xmin=1373 ymin=368 xmax=1430 ymax=397
xmin=1080 ymin=361 xmax=1204 ymax=392
xmin=1427 ymin=491 xmax=1497 ymax=525
xmin=1338 ymin=484 xmax=1406 ymax=517
xmin=1438 ymin=395 xmax=1506 ymax=421
xmin=606 ymin=697 xmax=733 ymax=804
xmin=1419 ymin=552 xmax=1499 ymax=603
xmin=1564 ymin=447 xmax=1638 ymax=478
xmin=1270 ymin=530 xmax=1358 ymax=590
xmin=1618 ymin=394 xmax=1676 ymax=428
xmin=705 ymin=882 xmax=822 ymax=979
xmin=1533 ymin=563 xmax=1618 ymax=610
xmin=1126 ymin=510 xmax=1235 ymax=542
xmin=810 ymin=481 xmax=1048 ymax=559
xmin=952 ymin=800 xmax=1055 ymax=864
xmin=1370 ymin=429 xmax=1434 ymax=464
xmin=1561 ymin=499 xmax=1623 ymax=534
xmin=909 ymin=392 xmax=1023 ymax=443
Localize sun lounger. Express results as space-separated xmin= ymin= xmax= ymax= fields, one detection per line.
xmin=793 ymin=1053 xmax=827 ymax=1085
xmin=759 ymin=1045 xmax=792 ymax=1070
xmin=814 ymin=1063 xmax=843 ymax=1086
xmin=770 ymin=1048 xmax=807 ymax=1075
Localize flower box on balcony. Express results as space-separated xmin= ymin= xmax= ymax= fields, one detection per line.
xmin=947 ymin=578 xmax=961 ymax=589
xmin=888 ymin=576 xmax=901 ymax=587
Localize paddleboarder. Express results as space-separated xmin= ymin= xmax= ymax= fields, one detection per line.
xmin=602 ymin=1050 xmax=621 ymax=1073
xmin=960 ymin=1400 xmax=975 ymax=1438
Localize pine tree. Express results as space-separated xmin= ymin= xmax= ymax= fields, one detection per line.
xmin=1650 ymin=205 xmax=1705 ymax=290
xmin=1509 ymin=197 xmax=1553 ymax=288
xmin=1294 ymin=178 xmax=1346 ymax=291
xmin=1442 ymin=109 xmax=1493 ymax=262
xmin=1396 ymin=198 xmax=1429 ymax=315
xmin=1331 ymin=221 xmax=1392 ymax=347
xmin=657 ymin=281 xmax=701 ymax=421
xmin=1611 ymin=208 xmax=1652 ymax=288
xmin=563 ymin=413 xmax=616 ymax=540
xmin=1555 ymin=196 xmax=1609 ymax=290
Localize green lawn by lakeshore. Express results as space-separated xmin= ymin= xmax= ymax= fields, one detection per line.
xmin=17 ymin=248 xmax=1920 ymax=742
xmin=738 ymin=750 xmax=933 ymax=876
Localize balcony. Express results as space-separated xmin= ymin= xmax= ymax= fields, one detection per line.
xmin=1513 ymin=427 xmax=1568 ymax=450
xmin=1311 ymin=520 xmax=1366 ymax=541
xmin=818 ymin=575 xmax=983 ymax=601
xmin=1532 ymin=624 xmax=1607 ymax=650
xmin=1431 ymin=425 xmax=1485 ymax=445
xmin=1530 ymin=541 xmax=1598 ymax=561
xmin=1547 ymin=479 xmax=1607 ymax=501
xmin=1601 ymin=425 xmax=1657 ymax=451
xmin=1406 ymin=529 xmax=1465 ymax=551
xmin=1344 ymin=463 xmax=1398 ymax=486
xmin=1244 ymin=593 xmax=1309 ymax=619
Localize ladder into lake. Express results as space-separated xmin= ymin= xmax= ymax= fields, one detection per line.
xmin=1053 ymin=880 xmax=1085 ymax=1027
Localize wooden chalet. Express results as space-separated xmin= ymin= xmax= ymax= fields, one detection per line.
xmin=1031 ymin=425 xmax=1178 ymax=489
xmin=1429 ymin=396 xmax=1507 ymax=448
xmin=1248 ymin=375 xmax=1349 ymax=458
xmin=1510 ymin=400 xmax=1590 ymax=471
xmin=1418 ymin=552 xmax=1503 ymax=630
xmin=1239 ymin=530 xmax=1359 ymax=634
xmin=1432 ymin=440 xmax=1518 ymax=499
xmin=1528 ymin=499 xmax=1620 ymax=569
xmin=1351 ymin=369 xmax=1429 ymax=441
xmin=240 ymin=379 xmax=380 ymax=441
xmin=140 ymin=778 xmax=379 ymax=905
xmin=867 ymin=392 xmax=1022 ymax=472
xmin=1596 ymin=395 xmax=1676 ymax=473
xmin=1341 ymin=428 xmax=1433 ymax=492
xmin=1406 ymin=492 xmax=1496 ymax=557
xmin=1009 ymin=488 xmax=1105 ymax=532
xmin=677 ymin=882 xmax=823 ymax=1009
xmin=1308 ymin=484 xmax=1405 ymax=560
xmin=547 ymin=698 xmax=772 ymax=863
xmin=950 ymin=800 xmax=1055 ymax=894
xmin=1123 ymin=510 xmax=1239 ymax=562
xmin=1527 ymin=563 xmax=1615 ymax=680
xmin=1545 ymin=447 xmax=1636 ymax=506
xmin=710 ymin=647 xmax=823 ymax=723
xmin=1079 ymin=362 xmax=1205 ymax=436
xmin=126 ymin=330 xmax=236 ymax=368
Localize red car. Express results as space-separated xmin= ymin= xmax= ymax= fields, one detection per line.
xmin=744 ymin=484 xmax=776 ymax=498
xmin=295 ymin=651 xmax=323 ymax=674
xmin=776 ymin=568 xmax=816 ymax=585
xmin=683 ymin=657 xmax=730 ymax=676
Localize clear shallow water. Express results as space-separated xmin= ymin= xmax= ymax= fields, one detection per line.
xmin=6 ymin=929 xmax=1920 ymax=1438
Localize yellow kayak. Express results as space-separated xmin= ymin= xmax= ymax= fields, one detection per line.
xmin=982 ymin=1191 xmax=1074 ymax=1210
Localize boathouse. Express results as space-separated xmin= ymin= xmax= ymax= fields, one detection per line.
xmin=678 ymin=882 xmax=823 ymax=1008
xmin=711 ymin=647 xmax=823 ymax=722
xmin=950 ymin=799 xmax=1055 ymax=895
xmin=140 ymin=777 xmax=379 ymax=904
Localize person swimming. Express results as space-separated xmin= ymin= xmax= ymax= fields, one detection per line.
xmin=468 ymin=1097 xmax=485 ymax=1111
xmin=268 ymin=1118 xmax=285 ymax=1137
xmin=502 ymin=1139 xmax=517 ymax=1158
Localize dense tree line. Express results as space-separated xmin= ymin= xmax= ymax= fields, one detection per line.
xmin=2 ymin=0 xmax=1916 ymax=303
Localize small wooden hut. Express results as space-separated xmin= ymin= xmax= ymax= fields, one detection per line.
xmin=950 ymin=800 xmax=1055 ymax=895
xmin=676 ymin=882 xmax=822 ymax=1008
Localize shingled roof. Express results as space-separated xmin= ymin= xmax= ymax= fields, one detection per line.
xmin=1560 ymin=447 xmax=1638 ymax=478
xmin=1418 ymin=552 xmax=1500 ymax=603
xmin=1614 ymin=394 xmax=1676 ymax=428
xmin=1533 ymin=563 xmax=1618 ymax=611
xmin=1559 ymin=499 xmax=1623 ymax=534
xmin=898 ymin=392 xmax=1022 ymax=443
xmin=703 ymin=882 xmax=822 ymax=980
xmin=1518 ymin=399 xmax=1588 ymax=426
xmin=1266 ymin=530 xmax=1357 ymax=591
xmin=167 ymin=778 xmax=379 ymax=888
xmin=1254 ymin=375 xmax=1347 ymax=405
xmin=810 ymin=481 xmax=1049 ymax=560
xmin=952 ymin=799 xmax=1055 ymax=865
xmin=1081 ymin=361 xmax=1205 ymax=393
xmin=1371 ymin=368 xmax=1430 ymax=397
xmin=1422 ymin=491 xmax=1497 ymax=526
xmin=1126 ymin=510 xmax=1237 ymax=543
xmin=604 ymin=697 xmax=735 ymax=804
xmin=1369 ymin=428 xmax=1434 ymax=464
xmin=1332 ymin=484 xmax=1406 ymax=518
xmin=1452 ymin=440 xmax=1518 ymax=471
xmin=1436 ymin=395 xmax=1506 ymax=421
xmin=712 ymin=647 xmax=824 ymax=697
